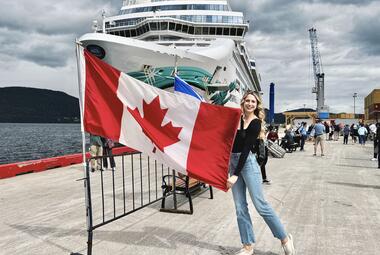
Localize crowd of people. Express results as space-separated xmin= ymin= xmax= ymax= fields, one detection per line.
xmin=270 ymin=119 xmax=377 ymax=159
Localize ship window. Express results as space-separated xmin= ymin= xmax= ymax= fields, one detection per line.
xmin=131 ymin=29 xmax=136 ymax=37
xmin=160 ymin=22 xmax=168 ymax=30
xmin=230 ymin=28 xmax=237 ymax=36
xmin=194 ymin=27 xmax=201 ymax=35
xmin=209 ymin=27 xmax=216 ymax=35
xmin=237 ymin=28 xmax=244 ymax=36
xmin=114 ymin=31 xmax=120 ymax=36
xmin=202 ymin=27 xmax=209 ymax=35
xmin=145 ymin=36 xmax=159 ymax=41
xmin=193 ymin=4 xmax=202 ymax=10
xmin=223 ymin=28 xmax=229 ymax=35
xmin=216 ymin=27 xmax=223 ymax=35
xmin=175 ymin=23 xmax=182 ymax=32
xmin=144 ymin=24 xmax=150 ymax=32
xmin=150 ymin=22 xmax=158 ymax=31
xmin=169 ymin=22 xmax=175 ymax=30
xmin=182 ymin=25 xmax=188 ymax=33
xmin=206 ymin=15 xmax=213 ymax=23
xmin=119 ymin=30 xmax=125 ymax=37
xmin=188 ymin=26 xmax=194 ymax=34
xmin=125 ymin=30 xmax=131 ymax=37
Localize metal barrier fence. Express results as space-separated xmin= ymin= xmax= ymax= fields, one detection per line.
xmin=73 ymin=149 xmax=213 ymax=255
xmin=82 ymin=151 xmax=171 ymax=255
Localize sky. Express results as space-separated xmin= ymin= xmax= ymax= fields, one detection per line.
xmin=1 ymin=0 xmax=379 ymax=113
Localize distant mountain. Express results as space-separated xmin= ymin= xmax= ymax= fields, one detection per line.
xmin=0 ymin=87 xmax=80 ymax=123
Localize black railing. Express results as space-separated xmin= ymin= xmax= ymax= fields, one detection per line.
xmin=83 ymin=151 xmax=170 ymax=255
xmin=75 ymin=150 xmax=212 ymax=255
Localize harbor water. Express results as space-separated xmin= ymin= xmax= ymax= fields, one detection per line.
xmin=0 ymin=123 xmax=86 ymax=165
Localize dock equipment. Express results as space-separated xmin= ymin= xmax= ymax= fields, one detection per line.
xmin=309 ymin=28 xmax=329 ymax=119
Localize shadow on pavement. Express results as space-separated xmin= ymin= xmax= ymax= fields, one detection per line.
xmin=334 ymin=164 xmax=375 ymax=169
xmin=328 ymin=181 xmax=380 ymax=190
xmin=9 ymin=224 xmax=256 ymax=254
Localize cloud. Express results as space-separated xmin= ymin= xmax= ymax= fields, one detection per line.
xmin=0 ymin=0 xmax=379 ymax=114
xmin=230 ymin=0 xmax=380 ymax=113
xmin=350 ymin=3 xmax=380 ymax=55
xmin=0 ymin=0 xmax=120 ymax=68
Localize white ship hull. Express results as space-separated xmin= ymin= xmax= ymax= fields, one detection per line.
xmin=79 ymin=32 xmax=259 ymax=106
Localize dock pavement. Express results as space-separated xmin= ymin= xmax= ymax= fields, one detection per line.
xmin=0 ymin=139 xmax=379 ymax=255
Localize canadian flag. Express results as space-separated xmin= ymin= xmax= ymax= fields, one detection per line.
xmin=77 ymin=46 xmax=240 ymax=191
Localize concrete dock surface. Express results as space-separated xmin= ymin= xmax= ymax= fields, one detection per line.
xmin=1 ymin=139 xmax=380 ymax=255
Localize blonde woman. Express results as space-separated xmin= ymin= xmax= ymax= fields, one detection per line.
xmin=227 ymin=91 xmax=295 ymax=255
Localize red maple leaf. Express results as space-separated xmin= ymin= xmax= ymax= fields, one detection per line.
xmin=127 ymin=96 xmax=182 ymax=153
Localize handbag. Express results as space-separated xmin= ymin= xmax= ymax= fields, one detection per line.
xmin=256 ymin=139 xmax=267 ymax=166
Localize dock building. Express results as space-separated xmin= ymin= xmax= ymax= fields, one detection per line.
xmin=365 ymin=89 xmax=380 ymax=123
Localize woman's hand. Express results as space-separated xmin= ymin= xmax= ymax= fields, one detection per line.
xmin=227 ymin=175 xmax=238 ymax=189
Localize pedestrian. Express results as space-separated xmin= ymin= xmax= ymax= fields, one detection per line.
xmin=281 ymin=128 xmax=295 ymax=152
xmin=324 ymin=121 xmax=330 ymax=140
xmin=377 ymin=124 xmax=380 ymax=168
xmin=307 ymin=123 xmax=314 ymax=140
xmin=313 ymin=119 xmax=326 ymax=156
xmin=358 ymin=124 xmax=368 ymax=145
xmin=371 ymin=123 xmax=378 ymax=161
xmin=267 ymin=126 xmax=279 ymax=143
xmin=227 ymin=91 xmax=295 ymax=255
xmin=101 ymin=137 xmax=116 ymax=170
xmin=343 ymin=124 xmax=350 ymax=145
xmin=353 ymin=124 xmax=359 ymax=143
xmin=89 ymin=133 xmax=103 ymax=172
xmin=329 ymin=123 xmax=334 ymax=141
xmin=260 ymin=143 xmax=271 ymax=185
xmin=333 ymin=123 xmax=340 ymax=141
xmin=350 ymin=124 xmax=356 ymax=143
xmin=299 ymin=122 xmax=307 ymax=151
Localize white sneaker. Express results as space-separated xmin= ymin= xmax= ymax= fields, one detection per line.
xmin=235 ymin=247 xmax=254 ymax=255
xmin=282 ymin=234 xmax=295 ymax=255
xmin=371 ymin=158 xmax=377 ymax=161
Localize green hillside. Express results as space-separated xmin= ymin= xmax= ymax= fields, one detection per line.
xmin=0 ymin=87 xmax=80 ymax=123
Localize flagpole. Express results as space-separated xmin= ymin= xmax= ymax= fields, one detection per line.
xmin=75 ymin=40 xmax=94 ymax=254
xmin=173 ymin=46 xmax=178 ymax=76
xmin=75 ymin=40 xmax=87 ymax=176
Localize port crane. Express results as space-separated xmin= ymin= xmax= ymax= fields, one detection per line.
xmin=309 ymin=28 xmax=329 ymax=118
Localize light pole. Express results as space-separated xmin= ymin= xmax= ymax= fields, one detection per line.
xmin=353 ymin=93 xmax=358 ymax=119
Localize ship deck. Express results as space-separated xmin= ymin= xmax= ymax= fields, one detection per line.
xmin=1 ymin=139 xmax=380 ymax=255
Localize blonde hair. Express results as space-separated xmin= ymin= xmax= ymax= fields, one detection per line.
xmin=240 ymin=90 xmax=266 ymax=139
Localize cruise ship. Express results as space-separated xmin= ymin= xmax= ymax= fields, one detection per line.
xmin=79 ymin=0 xmax=261 ymax=106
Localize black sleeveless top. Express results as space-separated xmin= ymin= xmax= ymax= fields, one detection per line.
xmin=231 ymin=118 xmax=261 ymax=176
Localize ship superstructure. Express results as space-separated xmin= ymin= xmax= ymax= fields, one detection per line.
xmin=80 ymin=0 xmax=261 ymax=106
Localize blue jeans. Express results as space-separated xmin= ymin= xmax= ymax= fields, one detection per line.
xmin=229 ymin=152 xmax=287 ymax=244
xmin=300 ymin=134 xmax=306 ymax=150
xmin=359 ymin=135 xmax=366 ymax=145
